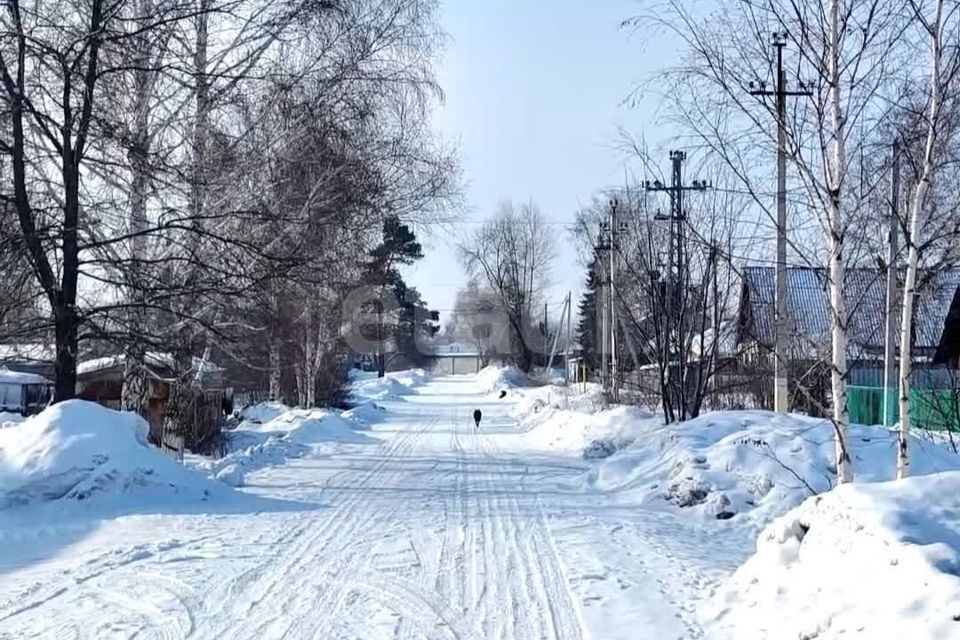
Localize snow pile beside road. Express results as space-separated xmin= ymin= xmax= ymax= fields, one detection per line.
xmin=0 ymin=400 xmax=222 ymax=507
xmin=351 ymin=369 xmax=431 ymax=400
xmin=476 ymin=365 xmax=528 ymax=394
xmin=711 ymin=471 xmax=960 ymax=639
xmin=587 ymin=411 xmax=960 ymax=523
xmin=510 ymin=382 xmax=651 ymax=454
xmin=342 ymin=400 xmax=388 ymax=429
xmin=0 ymin=412 xmax=24 ymax=428
xmin=239 ymin=402 xmax=289 ymax=424
xmin=200 ymin=407 xmax=378 ymax=487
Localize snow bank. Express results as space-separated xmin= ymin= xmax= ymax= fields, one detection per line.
xmin=342 ymin=401 xmax=388 ymax=429
xmin=587 ymin=411 xmax=960 ymax=523
xmin=0 ymin=400 xmax=222 ymax=507
xmin=239 ymin=402 xmax=289 ymax=424
xmin=198 ymin=407 xmax=379 ymax=487
xmin=350 ymin=369 xmax=431 ymax=401
xmin=712 ymin=471 xmax=960 ymax=639
xmin=504 ymin=381 xmax=645 ymax=454
xmin=475 ymin=365 xmax=528 ymax=394
xmin=0 ymin=412 xmax=24 ymax=429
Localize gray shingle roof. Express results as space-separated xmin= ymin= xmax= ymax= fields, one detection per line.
xmin=741 ymin=266 xmax=960 ymax=354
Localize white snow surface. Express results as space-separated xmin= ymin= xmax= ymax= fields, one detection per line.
xmin=474 ymin=364 xmax=528 ymax=394
xmin=0 ymin=411 xmax=24 ymax=428
xmin=238 ymin=401 xmax=289 ymax=424
xmin=583 ymin=410 xmax=960 ymax=525
xmin=0 ymin=368 xmax=49 ymax=385
xmin=0 ymin=400 xmax=227 ymax=508
xmin=2 ymin=372 xmax=959 ymax=639
xmin=348 ymin=368 xmax=431 ymax=400
xmin=712 ymin=471 xmax=960 ymax=639
xmin=194 ymin=404 xmax=379 ymax=487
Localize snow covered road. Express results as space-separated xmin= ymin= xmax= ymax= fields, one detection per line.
xmin=0 ymin=374 xmax=748 ymax=639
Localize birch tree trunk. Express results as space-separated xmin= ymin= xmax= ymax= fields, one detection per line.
xmin=268 ymin=334 xmax=282 ymax=401
xmin=828 ymin=0 xmax=854 ymax=484
xmin=121 ymin=0 xmax=155 ymax=414
xmin=898 ymin=0 xmax=946 ymax=480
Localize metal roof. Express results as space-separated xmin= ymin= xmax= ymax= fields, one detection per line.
xmin=741 ymin=266 xmax=960 ymax=353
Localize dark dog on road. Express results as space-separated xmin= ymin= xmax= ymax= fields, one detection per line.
xmin=473 ymin=409 xmax=482 ymax=428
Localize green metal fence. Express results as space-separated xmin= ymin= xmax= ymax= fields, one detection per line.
xmin=848 ymin=385 xmax=960 ymax=431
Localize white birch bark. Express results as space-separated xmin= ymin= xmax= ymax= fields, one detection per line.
xmin=898 ymin=0 xmax=947 ymax=480
xmin=828 ymin=0 xmax=854 ymax=484
xmin=121 ymin=0 xmax=155 ymax=414
xmin=268 ymin=335 xmax=282 ymax=402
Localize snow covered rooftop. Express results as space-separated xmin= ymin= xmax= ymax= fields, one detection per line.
xmin=77 ymin=353 xmax=224 ymax=377
xmin=741 ymin=266 xmax=960 ymax=354
xmin=0 ymin=368 xmax=50 ymax=385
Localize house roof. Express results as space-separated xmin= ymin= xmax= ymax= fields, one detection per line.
xmin=77 ymin=353 xmax=224 ymax=379
xmin=0 ymin=368 xmax=50 ymax=385
xmin=741 ymin=266 xmax=960 ymax=353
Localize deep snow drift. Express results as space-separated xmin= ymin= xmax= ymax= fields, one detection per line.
xmin=506 ymin=380 xmax=960 ymax=526
xmin=499 ymin=369 xmax=960 ymax=638
xmin=712 ymin=471 xmax=960 ymax=639
xmin=0 ymin=400 xmax=226 ymax=507
xmin=348 ymin=368 xmax=431 ymax=400
xmin=475 ymin=364 xmax=529 ymax=394
xmin=195 ymin=403 xmax=381 ymax=487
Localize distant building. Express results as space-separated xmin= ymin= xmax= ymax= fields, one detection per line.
xmin=736 ymin=266 xmax=960 ymax=427
xmin=0 ymin=343 xmax=55 ymax=379
xmin=737 ymin=266 xmax=960 ymax=364
xmin=0 ymin=368 xmax=52 ymax=415
xmin=428 ymin=342 xmax=485 ymax=375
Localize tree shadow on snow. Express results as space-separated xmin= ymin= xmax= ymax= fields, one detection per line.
xmin=0 ymin=488 xmax=319 ymax=577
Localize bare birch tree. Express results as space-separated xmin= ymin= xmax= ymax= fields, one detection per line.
xmin=460 ymin=202 xmax=555 ymax=373
xmin=632 ymin=0 xmax=909 ymax=482
xmin=897 ymin=0 xmax=960 ymax=478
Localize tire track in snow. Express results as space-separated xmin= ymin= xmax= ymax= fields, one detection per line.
xmin=190 ymin=414 xmax=435 ymax=639
xmin=268 ymin=414 xmax=442 ymax=639
xmin=470 ymin=420 xmax=589 ymax=640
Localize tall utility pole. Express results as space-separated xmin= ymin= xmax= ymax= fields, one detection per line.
xmin=748 ymin=31 xmax=812 ymax=414
xmin=645 ymin=151 xmax=709 ymax=419
xmin=883 ymin=141 xmax=901 ymax=427
xmin=546 ymin=292 xmax=572 ymax=379
xmin=595 ymin=240 xmax=610 ymax=390
xmin=543 ymin=301 xmax=549 ymax=368
xmin=597 ymin=202 xmax=627 ymax=400
xmin=609 ymin=198 xmax=620 ymax=401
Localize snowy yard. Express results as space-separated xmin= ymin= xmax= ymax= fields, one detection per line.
xmin=1 ymin=368 xmax=959 ymax=638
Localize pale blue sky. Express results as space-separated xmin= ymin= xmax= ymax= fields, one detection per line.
xmin=406 ymin=0 xmax=671 ymax=325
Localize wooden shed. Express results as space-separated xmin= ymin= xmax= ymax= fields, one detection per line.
xmin=76 ymin=354 xmax=228 ymax=454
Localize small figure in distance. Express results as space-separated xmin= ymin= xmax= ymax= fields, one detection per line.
xmin=498 ymin=390 xmax=507 ymax=399
xmin=473 ymin=408 xmax=482 ymax=428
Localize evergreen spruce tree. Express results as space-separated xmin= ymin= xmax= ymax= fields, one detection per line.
xmin=576 ymin=260 xmax=600 ymax=375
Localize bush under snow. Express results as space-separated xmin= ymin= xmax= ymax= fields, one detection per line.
xmin=711 ymin=471 xmax=960 ymax=639
xmin=0 ymin=400 xmax=223 ymax=507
